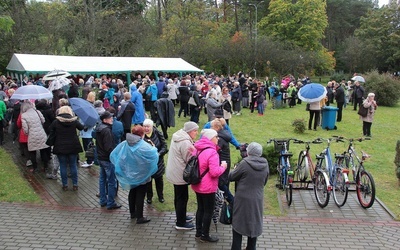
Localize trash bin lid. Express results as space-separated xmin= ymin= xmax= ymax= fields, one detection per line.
xmin=323 ymin=106 xmax=339 ymax=110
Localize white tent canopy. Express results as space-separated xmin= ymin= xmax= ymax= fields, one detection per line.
xmin=6 ymin=53 xmax=203 ymax=82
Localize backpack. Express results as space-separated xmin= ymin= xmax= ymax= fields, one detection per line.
xmin=183 ymin=147 xmax=211 ymax=185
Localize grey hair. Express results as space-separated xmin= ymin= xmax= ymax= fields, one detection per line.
xmin=21 ymin=101 xmax=34 ymax=113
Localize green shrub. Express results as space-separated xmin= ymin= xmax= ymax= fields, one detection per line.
xmin=330 ymin=72 xmax=348 ymax=82
xmin=364 ymin=70 xmax=400 ymax=107
xmin=292 ymin=118 xmax=306 ymax=134
xmin=263 ymin=145 xmax=279 ymax=176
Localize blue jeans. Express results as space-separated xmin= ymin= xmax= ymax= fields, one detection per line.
xmin=99 ymin=160 xmax=117 ymax=208
xmin=57 ymin=154 xmax=78 ymax=187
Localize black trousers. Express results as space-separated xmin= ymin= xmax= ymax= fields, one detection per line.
xmin=195 ymin=192 xmax=215 ymax=237
xmin=336 ymin=102 xmax=344 ymax=122
xmin=174 ymin=184 xmax=189 ymax=227
xmin=308 ymin=110 xmax=320 ymax=130
xmin=190 ymin=106 xmax=200 ymax=123
xmin=146 ymin=176 xmax=164 ymax=201
xmin=231 ymin=228 xmax=257 ymax=250
xmin=178 ymin=101 xmax=189 ymax=117
xmin=363 ymin=121 xmax=372 ymax=136
xmin=354 ymin=98 xmax=363 ymax=110
xmin=128 ymin=184 xmax=147 ymax=219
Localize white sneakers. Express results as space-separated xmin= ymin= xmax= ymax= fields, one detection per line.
xmin=81 ymin=162 xmax=93 ymax=168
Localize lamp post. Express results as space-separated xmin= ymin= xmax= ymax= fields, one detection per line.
xmin=249 ymin=1 xmax=264 ymax=79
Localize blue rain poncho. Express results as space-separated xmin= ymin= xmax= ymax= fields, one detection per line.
xmin=110 ymin=137 xmax=158 ymax=190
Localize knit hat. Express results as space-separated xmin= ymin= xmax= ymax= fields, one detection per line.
xmin=183 ymin=121 xmax=199 ymax=133
xmin=214 ymin=109 xmax=223 ymax=118
xmin=247 ymin=142 xmax=263 ymax=157
xmin=201 ymin=129 xmax=218 ymax=140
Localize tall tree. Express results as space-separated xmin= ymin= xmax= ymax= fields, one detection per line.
xmin=259 ymin=0 xmax=328 ymax=51
xmin=355 ymin=2 xmax=400 ymax=71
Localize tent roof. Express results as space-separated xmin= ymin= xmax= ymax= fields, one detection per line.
xmin=6 ymin=53 xmax=203 ymax=75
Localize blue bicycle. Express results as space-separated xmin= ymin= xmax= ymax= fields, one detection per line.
xmin=268 ymin=138 xmax=295 ymax=206
xmin=314 ymin=138 xmax=350 ymax=208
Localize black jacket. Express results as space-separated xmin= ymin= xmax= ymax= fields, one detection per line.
xmin=218 ymin=129 xmax=232 ymax=186
xmin=117 ymin=101 xmax=135 ymax=130
xmin=335 ymin=86 xmax=345 ymax=103
xmin=50 ymin=113 xmax=84 ymax=155
xmin=95 ymin=122 xmax=114 ymax=161
xmin=144 ymin=127 xmax=168 ymax=178
xmin=178 ymin=86 xmax=190 ymax=102
xmin=36 ymin=101 xmax=55 ymax=135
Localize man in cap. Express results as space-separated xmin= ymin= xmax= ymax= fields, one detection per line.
xmin=166 ymin=121 xmax=199 ymax=230
xmin=95 ymin=111 xmax=121 ymax=210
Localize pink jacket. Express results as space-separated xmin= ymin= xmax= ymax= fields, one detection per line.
xmin=191 ymin=137 xmax=225 ymax=194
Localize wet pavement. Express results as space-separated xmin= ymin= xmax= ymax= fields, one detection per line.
xmin=1 ymin=135 xmax=399 ymax=249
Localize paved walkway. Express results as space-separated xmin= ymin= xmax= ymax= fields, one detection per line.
xmin=1 ymin=136 xmax=400 ymax=249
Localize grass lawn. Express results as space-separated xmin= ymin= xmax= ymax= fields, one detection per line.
xmin=1 ymin=98 xmax=399 ymax=219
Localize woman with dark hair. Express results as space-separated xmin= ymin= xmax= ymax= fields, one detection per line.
xmin=111 ymin=125 xmax=158 ymax=224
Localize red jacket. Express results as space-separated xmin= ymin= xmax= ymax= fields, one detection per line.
xmin=17 ymin=114 xmax=28 ymax=143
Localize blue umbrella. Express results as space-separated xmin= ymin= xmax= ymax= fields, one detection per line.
xmin=298 ymin=83 xmax=327 ymax=103
xmin=69 ymin=98 xmax=99 ymax=127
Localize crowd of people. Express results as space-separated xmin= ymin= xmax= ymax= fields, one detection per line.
xmin=0 ymin=71 xmax=377 ymax=249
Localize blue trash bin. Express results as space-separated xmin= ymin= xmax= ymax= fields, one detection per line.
xmin=275 ymin=93 xmax=282 ymax=109
xmin=321 ymin=106 xmax=338 ymax=130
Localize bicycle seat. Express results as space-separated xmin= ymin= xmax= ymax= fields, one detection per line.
xmin=280 ymin=152 xmax=293 ymax=157
xmin=316 ymin=155 xmax=324 ymax=160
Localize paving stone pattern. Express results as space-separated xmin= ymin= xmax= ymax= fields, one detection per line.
xmin=1 ymin=136 xmax=399 ymax=249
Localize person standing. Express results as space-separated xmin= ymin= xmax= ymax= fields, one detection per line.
xmin=96 ymin=111 xmax=121 ymax=210
xmin=192 ymin=129 xmax=226 ymax=243
xmin=308 ymin=101 xmax=321 ymax=131
xmin=111 ymin=125 xmax=158 ymax=224
xmin=352 ymin=81 xmax=365 ymax=111
xmin=166 ymin=121 xmax=199 ymax=230
xmin=178 ymin=80 xmax=190 ymax=118
xmin=326 ymin=81 xmax=334 ymax=106
xmin=143 ymin=119 xmax=168 ymax=204
xmin=231 ymin=81 xmax=242 ymax=115
xmin=228 ymin=142 xmax=269 ymax=250
xmin=0 ymin=98 xmax=7 ymax=145
xmin=49 ymin=106 xmax=84 ymax=191
xmin=334 ymin=82 xmax=345 ymax=122
xmin=117 ymin=92 xmax=135 ymax=141
xmin=361 ymin=93 xmax=378 ymax=137
xmin=145 ymin=80 xmax=158 ymax=121
xmin=21 ymin=101 xmax=50 ymax=173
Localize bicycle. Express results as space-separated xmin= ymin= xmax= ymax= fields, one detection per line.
xmin=314 ymin=138 xmax=350 ymax=208
xmin=336 ymin=137 xmax=376 ymax=208
xmin=294 ymin=139 xmax=323 ymax=189
xmin=268 ymin=138 xmax=295 ymax=206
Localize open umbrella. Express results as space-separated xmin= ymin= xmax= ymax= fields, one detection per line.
xmin=351 ymin=75 xmax=365 ymax=83
xmin=10 ymin=85 xmax=53 ymax=100
xmin=43 ymin=69 xmax=71 ymax=81
xmin=48 ymin=77 xmax=70 ymax=91
xmin=69 ymin=98 xmax=99 ymax=127
xmin=298 ymin=83 xmax=327 ymax=103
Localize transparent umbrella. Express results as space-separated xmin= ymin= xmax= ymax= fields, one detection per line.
xmin=48 ymin=77 xmax=70 ymax=91
xmin=10 ymin=85 xmax=53 ymax=100
xmin=43 ymin=69 xmax=71 ymax=81
xmin=351 ymin=75 xmax=365 ymax=83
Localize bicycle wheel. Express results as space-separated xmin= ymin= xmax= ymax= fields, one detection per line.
xmin=332 ymin=169 xmax=348 ymax=207
xmin=297 ymin=151 xmax=309 ymax=182
xmin=314 ymin=171 xmax=330 ymax=208
xmin=356 ymin=170 xmax=376 ymax=208
xmin=285 ymin=166 xmax=293 ymax=206
xmin=286 ymin=183 xmax=293 ymax=206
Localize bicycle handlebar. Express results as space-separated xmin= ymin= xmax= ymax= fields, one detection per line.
xmin=333 ymin=136 xmax=371 ymax=143
xmin=267 ymin=138 xmax=297 ymax=144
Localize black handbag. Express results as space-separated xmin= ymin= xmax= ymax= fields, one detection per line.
xmin=219 ymin=201 xmax=233 ymax=225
